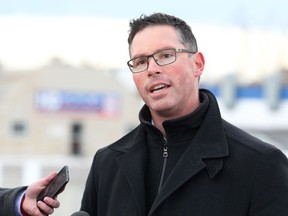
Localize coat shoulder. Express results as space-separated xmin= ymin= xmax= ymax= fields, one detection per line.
xmin=94 ymin=124 xmax=143 ymax=158
xmin=222 ymin=119 xmax=284 ymax=157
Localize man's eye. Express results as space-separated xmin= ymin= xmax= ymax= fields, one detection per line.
xmin=162 ymin=53 xmax=173 ymax=58
xmin=159 ymin=51 xmax=174 ymax=59
xmin=135 ymin=58 xmax=147 ymax=66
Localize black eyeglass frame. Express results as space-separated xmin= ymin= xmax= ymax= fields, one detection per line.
xmin=127 ymin=48 xmax=196 ymax=73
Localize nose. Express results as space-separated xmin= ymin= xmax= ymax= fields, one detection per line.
xmin=146 ymin=57 xmax=162 ymax=76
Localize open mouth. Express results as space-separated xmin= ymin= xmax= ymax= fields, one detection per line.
xmin=151 ymin=84 xmax=170 ymax=93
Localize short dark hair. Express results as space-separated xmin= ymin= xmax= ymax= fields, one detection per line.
xmin=128 ymin=13 xmax=198 ymax=52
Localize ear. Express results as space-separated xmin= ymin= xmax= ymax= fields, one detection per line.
xmin=193 ymin=52 xmax=205 ymax=77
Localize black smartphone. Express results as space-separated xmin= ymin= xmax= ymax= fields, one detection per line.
xmin=37 ymin=165 xmax=69 ymax=202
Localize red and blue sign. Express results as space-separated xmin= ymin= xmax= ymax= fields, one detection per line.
xmin=35 ymin=90 xmax=120 ymax=117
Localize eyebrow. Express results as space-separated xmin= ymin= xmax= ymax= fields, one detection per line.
xmin=131 ymin=46 xmax=175 ymax=59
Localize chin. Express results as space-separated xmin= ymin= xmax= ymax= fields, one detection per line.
xmin=150 ymin=102 xmax=175 ymax=114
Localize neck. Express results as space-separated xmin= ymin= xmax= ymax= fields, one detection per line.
xmin=151 ymin=100 xmax=201 ymax=138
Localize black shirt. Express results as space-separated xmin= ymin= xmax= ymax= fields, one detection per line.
xmin=139 ymin=92 xmax=209 ymax=211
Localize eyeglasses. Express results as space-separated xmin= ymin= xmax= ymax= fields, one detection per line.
xmin=127 ymin=48 xmax=196 ymax=73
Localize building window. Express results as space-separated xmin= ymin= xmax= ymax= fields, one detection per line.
xmin=71 ymin=122 xmax=83 ymax=155
xmin=11 ymin=121 xmax=27 ymax=136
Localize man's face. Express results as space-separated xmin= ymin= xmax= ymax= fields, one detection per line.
xmin=130 ymin=25 xmax=204 ymax=119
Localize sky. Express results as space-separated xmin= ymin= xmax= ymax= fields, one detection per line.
xmin=0 ymin=1 xmax=287 ymax=148
xmin=0 ymin=0 xmax=288 ymax=84
xmin=0 ymin=0 xmax=288 ymax=30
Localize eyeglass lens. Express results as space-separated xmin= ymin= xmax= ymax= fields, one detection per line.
xmin=129 ymin=49 xmax=176 ymax=73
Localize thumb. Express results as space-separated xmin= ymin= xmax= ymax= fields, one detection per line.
xmin=25 ymin=171 xmax=58 ymax=199
xmin=39 ymin=172 xmax=58 ymax=187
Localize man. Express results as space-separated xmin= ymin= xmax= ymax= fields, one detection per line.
xmin=0 ymin=172 xmax=60 ymax=215
xmin=80 ymin=13 xmax=288 ymax=215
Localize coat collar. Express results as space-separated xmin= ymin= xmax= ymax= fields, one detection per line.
xmin=110 ymin=89 xmax=229 ymax=215
xmin=150 ymin=90 xmax=229 ymax=213
xmin=136 ymin=89 xmax=229 ymax=160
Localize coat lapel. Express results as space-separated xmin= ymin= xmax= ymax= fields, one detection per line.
xmin=112 ymin=90 xmax=229 ymax=215
xmin=149 ymin=146 xmax=206 ymax=214
xmin=149 ymin=90 xmax=230 ymax=214
xmin=149 ymin=140 xmax=227 ymax=215
xmin=115 ymin=133 xmax=147 ymax=216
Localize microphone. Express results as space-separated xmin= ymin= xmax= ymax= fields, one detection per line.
xmin=71 ymin=211 xmax=90 ymax=216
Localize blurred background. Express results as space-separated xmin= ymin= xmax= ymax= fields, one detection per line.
xmin=0 ymin=0 xmax=287 ymax=215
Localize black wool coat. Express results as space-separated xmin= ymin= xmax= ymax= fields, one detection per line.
xmin=80 ymin=89 xmax=288 ymax=216
xmin=0 ymin=187 xmax=26 ymax=215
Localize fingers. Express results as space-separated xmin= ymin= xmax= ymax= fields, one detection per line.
xmin=36 ymin=202 xmax=54 ymax=215
xmin=37 ymin=198 xmax=60 ymax=215
xmin=43 ymin=197 xmax=60 ymax=208
xmin=24 ymin=172 xmax=60 ymax=216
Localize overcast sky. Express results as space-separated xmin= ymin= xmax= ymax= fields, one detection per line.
xmin=1 ymin=0 xmax=288 ymax=85
xmin=0 ymin=0 xmax=287 ymax=30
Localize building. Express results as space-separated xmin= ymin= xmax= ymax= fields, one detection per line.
xmin=0 ymin=59 xmax=141 ymax=156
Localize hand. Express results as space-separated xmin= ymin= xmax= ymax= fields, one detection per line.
xmin=21 ymin=172 xmax=61 ymax=216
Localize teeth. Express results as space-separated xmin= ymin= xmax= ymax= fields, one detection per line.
xmin=153 ymin=84 xmax=165 ymax=91
xmin=152 ymin=84 xmax=165 ymax=92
